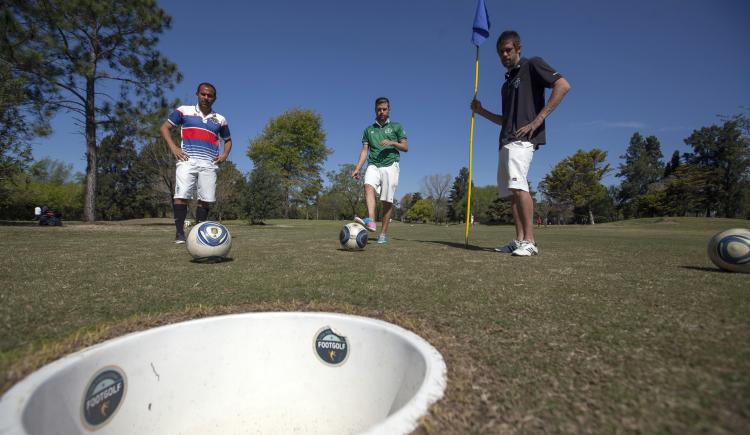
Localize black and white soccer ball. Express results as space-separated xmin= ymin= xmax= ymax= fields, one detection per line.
xmin=340 ymin=223 xmax=368 ymax=251
xmin=707 ymin=228 xmax=750 ymax=273
xmin=187 ymin=221 xmax=232 ymax=260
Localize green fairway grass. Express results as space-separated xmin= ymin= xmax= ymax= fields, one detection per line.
xmin=1 ymin=217 xmax=748 ymax=433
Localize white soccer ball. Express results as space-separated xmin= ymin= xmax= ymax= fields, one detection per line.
xmin=187 ymin=221 xmax=232 ymax=260
xmin=340 ymin=223 xmax=368 ymax=251
xmin=707 ymin=228 xmax=750 ymax=273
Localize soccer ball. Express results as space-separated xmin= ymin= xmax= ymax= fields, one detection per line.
xmin=707 ymin=228 xmax=750 ymax=273
xmin=184 ymin=219 xmax=192 ymax=231
xmin=187 ymin=221 xmax=232 ymax=260
xmin=340 ymin=223 xmax=368 ymax=250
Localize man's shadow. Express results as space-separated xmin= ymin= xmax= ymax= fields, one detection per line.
xmin=680 ymin=265 xmax=726 ymax=273
xmin=392 ymin=238 xmax=495 ymax=252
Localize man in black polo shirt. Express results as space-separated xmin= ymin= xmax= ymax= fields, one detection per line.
xmin=471 ymin=30 xmax=570 ymax=256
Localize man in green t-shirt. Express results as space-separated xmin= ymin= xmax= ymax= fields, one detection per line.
xmin=352 ymin=97 xmax=409 ymax=244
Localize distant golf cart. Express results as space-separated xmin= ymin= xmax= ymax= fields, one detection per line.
xmin=39 ymin=207 xmax=63 ymax=226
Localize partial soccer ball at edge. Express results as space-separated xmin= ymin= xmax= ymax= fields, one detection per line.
xmin=707 ymin=228 xmax=750 ymax=273
xmin=187 ymin=221 xmax=232 ymax=259
xmin=340 ymin=223 xmax=368 ymax=250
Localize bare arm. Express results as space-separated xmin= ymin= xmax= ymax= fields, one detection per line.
xmin=160 ymin=121 xmax=188 ymax=161
xmin=352 ymin=144 xmax=369 ymax=179
xmin=380 ymin=138 xmax=408 ymax=152
xmin=515 ymin=77 xmax=571 ymax=139
xmin=214 ymin=138 xmax=232 ymax=164
xmin=471 ymin=99 xmax=504 ymax=126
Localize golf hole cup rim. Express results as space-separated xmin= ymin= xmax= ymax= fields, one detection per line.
xmin=0 ymin=312 xmax=447 ymax=435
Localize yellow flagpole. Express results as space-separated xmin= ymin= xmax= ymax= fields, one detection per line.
xmin=465 ymin=46 xmax=479 ymax=248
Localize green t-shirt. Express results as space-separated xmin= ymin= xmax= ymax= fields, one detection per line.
xmin=361 ymin=120 xmax=407 ymax=168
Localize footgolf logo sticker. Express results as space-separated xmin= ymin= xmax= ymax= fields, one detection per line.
xmin=82 ymin=366 xmax=126 ymax=430
xmin=314 ymin=327 xmax=349 ymax=366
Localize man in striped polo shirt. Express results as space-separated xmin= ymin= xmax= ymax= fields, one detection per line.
xmin=160 ymin=82 xmax=232 ymax=243
xmin=352 ymin=97 xmax=409 ymax=244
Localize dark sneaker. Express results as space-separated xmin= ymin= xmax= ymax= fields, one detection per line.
xmin=175 ymin=232 xmax=186 ymax=244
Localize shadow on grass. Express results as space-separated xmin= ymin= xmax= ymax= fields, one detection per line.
xmin=190 ymin=257 xmax=235 ymax=264
xmin=0 ymin=221 xmax=40 ymax=226
xmin=133 ymin=222 xmax=174 ymax=227
xmin=397 ymin=238 xmax=495 ymax=252
xmin=681 ymin=265 xmax=725 ymax=273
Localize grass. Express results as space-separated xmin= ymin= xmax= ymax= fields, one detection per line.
xmin=1 ymin=217 xmax=749 ymax=433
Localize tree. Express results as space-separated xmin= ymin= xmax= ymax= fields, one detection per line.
xmin=317 ymin=188 xmax=344 ymax=220
xmin=663 ymin=150 xmax=681 ymax=178
xmin=1 ymin=0 xmax=181 ymax=222
xmin=409 ymin=192 xmax=423 ymax=207
xmin=0 ymin=64 xmax=37 ymax=187
xmin=95 ymin=131 xmax=151 ymax=220
xmin=448 ymin=167 xmax=469 ymax=222
xmin=213 ymin=161 xmax=246 ymax=221
xmin=398 ymin=193 xmax=413 ymax=219
xmin=0 ymin=159 xmax=84 ymax=220
xmin=245 ymin=163 xmax=284 ymax=224
xmin=327 ymin=164 xmax=364 ymax=219
xmin=486 ymin=197 xmax=514 ymax=224
xmin=29 ymin=158 xmax=75 ymax=184
xmin=421 ymin=174 xmax=452 ymax=224
xmin=663 ymin=164 xmax=710 ymax=216
xmin=616 ymin=133 xmax=664 ymax=218
xmin=539 ymin=149 xmax=611 ymax=224
xmin=684 ymin=118 xmax=750 ymax=218
xmin=454 ymin=185 xmax=502 ymax=223
xmin=404 ymin=199 xmax=434 ymax=223
xmin=297 ymin=176 xmax=323 ymax=219
xmin=247 ymin=109 xmax=330 ymax=218
xmin=136 ymin=104 xmax=181 ymax=218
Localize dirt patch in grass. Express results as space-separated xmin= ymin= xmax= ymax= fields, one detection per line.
xmin=1 ymin=301 xmax=496 ymax=434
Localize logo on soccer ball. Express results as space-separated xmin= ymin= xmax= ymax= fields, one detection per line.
xmin=717 ymin=234 xmax=750 ymax=265
xmin=314 ymin=327 xmax=349 ymax=366
xmin=197 ymin=223 xmax=229 ymax=247
xmin=82 ymin=367 xmax=126 ymax=429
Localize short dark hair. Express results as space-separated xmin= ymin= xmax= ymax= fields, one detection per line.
xmin=196 ymin=82 xmax=217 ymax=95
xmin=497 ymin=30 xmax=521 ymax=50
xmin=375 ymin=97 xmax=390 ymax=107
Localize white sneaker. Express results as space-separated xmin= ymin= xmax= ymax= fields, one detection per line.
xmin=512 ymin=240 xmax=539 ymax=256
xmin=494 ymin=239 xmax=521 ymax=253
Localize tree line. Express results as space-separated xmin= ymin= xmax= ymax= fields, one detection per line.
xmin=2 ymin=104 xmax=748 ymax=224
xmin=400 ymin=114 xmax=750 ymax=225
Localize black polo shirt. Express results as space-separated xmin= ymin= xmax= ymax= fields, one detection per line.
xmin=500 ymin=56 xmax=562 ymax=148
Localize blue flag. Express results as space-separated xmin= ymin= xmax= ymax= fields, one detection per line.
xmin=471 ymin=0 xmax=491 ymax=46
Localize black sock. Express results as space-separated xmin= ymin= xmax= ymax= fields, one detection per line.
xmin=196 ymin=206 xmax=209 ymax=223
xmin=174 ymin=203 xmax=187 ymax=234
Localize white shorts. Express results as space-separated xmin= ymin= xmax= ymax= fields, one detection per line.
xmin=174 ymin=158 xmax=218 ymax=202
xmin=364 ymin=162 xmax=400 ymax=203
xmin=497 ymin=141 xmax=534 ymax=198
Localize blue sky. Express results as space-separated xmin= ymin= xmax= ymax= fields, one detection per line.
xmin=32 ymin=0 xmax=750 ymax=197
